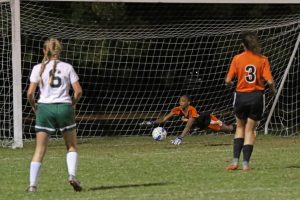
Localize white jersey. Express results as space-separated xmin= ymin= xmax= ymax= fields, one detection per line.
xmin=30 ymin=60 xmax=79 ymax=104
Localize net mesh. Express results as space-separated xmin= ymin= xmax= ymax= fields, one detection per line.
xmin=0 ymin=2 xmax=13 ymax=146
xmin=1 ymin=2 xmax=300 ymax=143
xmin=270 ymin=44 xmax=300 ymax=136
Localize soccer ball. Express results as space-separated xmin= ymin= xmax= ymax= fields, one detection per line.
xmin=152 ymin=127 xmax=167 ymax=141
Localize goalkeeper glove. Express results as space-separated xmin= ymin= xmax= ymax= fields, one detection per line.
xmin=171 ymin=136 xmax=183 ymax=145
xmin=139 ymin=120 xmax=155 ymax=127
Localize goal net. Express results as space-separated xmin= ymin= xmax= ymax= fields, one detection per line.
xmin=269 ymin=42 xmax=300 ymax=136
xmin=1 ymin=2 xmax=300 ymax=145
xmin=0 ymin=1 xmax=14 ymax=146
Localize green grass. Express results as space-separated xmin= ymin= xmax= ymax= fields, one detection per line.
xmin=1 ymin=134 xmax=300 ymax=200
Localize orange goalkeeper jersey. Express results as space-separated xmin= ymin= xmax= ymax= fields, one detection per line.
xmin=171 ymin=105 xmax=199 ymax=119
xmin=227 ymin=50 xmax=273 ymax=92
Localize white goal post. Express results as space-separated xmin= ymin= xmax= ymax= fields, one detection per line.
xmin=2 ymin=0 xmax=300 ymax=148
xmin=11 ymin=0 xmax=23 ymax=148
xmin=0 ymin=0 xmax=22 ymax=148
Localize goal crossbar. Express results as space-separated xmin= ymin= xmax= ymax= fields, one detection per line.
xmin=24 ymin=0 xmax=300 ymax=4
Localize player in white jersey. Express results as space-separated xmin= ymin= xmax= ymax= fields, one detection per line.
xmin=26 ymin=38 xmax=83 ymax=192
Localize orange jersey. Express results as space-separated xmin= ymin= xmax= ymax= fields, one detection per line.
xmin=171 ymin=105 xmax=199 ymax=119
xmin=227 ymin=50 xmax=273 ymax=92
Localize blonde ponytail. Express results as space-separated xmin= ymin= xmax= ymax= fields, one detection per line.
xmin=41 ymin=37 xmax=62 ymax=86
xmin=39 ymin=57 xmax=49 ymax=86
xmin=48 ymin=60 xmax=58 ymax=86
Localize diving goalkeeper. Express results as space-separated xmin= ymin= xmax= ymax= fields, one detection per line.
xmin=139 ymin=95 xmax=234 ymax=145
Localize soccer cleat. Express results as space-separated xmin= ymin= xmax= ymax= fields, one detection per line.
xmin=242 ymin=161 xmax=251 ymax=171
xmin=242 ymin=165 xmax=251 ymax=171
xmin=226 ymin=164 xmax=239 ymax=171
xmin=26 ymin=186 xmax=37 ymax=192
xmin=69 ymin=176 xmax=82 ymax=192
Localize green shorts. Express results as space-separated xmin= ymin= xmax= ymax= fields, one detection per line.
xmin=35 ymin=103 xmax=76 ymax=134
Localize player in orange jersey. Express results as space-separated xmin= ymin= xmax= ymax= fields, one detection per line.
xmin=225 ymin=31 xmax=276 ymax=171
xmin=139 ymin=95 xmax=233 ymax=145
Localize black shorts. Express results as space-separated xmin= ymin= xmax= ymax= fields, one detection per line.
xmin=193 ymin=112 xmax=211 ymax=130
xmin=233 ymin=90 xmax=264 ymax=121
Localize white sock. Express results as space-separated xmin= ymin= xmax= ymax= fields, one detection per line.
xmin=29 ymin=161 xmax=42 ymax=187
xmin=66 ymin=152 xmax=78 ymax=177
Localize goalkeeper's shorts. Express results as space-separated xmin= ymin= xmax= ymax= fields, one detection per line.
xmin=194 ymin=113 xmax=222 ymax=131
xmin=233 ymin=90 xmax=264 ymax=121
xmin=35 ymin=103 xmax=76 ymax=134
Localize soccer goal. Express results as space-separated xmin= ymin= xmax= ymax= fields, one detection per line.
xmin=1 ymin=0 xmax=300 ymax=148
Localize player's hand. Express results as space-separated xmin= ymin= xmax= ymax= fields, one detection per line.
xmin=271 ymin=88 xmax=277 ymax=96
xmin=171 ymin=136 xmax=183 ymax=145
xmin=225 ymin=81 xmax=234 ymax=87
xmin=139 ymin=121 xmax=155 ymax=127
xmin=32 ymin=103 xmax=37 ymax=113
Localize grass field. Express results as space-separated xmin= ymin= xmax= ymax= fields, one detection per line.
xmin=1 ymin=134 xmax=300 ymax=200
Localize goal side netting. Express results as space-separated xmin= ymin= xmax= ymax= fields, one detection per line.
xmin=0 ymin=1 xmax=14 ymax=146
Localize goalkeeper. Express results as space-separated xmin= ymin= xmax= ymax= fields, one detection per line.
xmin=139 ymin=95 xmax=234 ymax=145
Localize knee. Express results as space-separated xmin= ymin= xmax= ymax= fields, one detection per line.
xmin=236 ymin=123 xmax=245 ymax=129
xmin=236 ymin=125 xmax=245 ymax=134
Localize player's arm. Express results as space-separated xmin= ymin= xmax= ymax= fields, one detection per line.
xmin=27 ymin=82 xmax=38 ymax=112
xmin=139 ymin=112 xmax=174 ymax=126
xmin=263 ymin=59 xmax=276 ymax=95
xmin=71 ymin=81 xmax=83 ymax=107
xmin=225 ymin=77 xmax=234 ymax=86
xmin=225 ymin=57 xmax=236 ymax=86
xmin=180 ymin=117 xmax=195 ymax=137
xmin=267 ymin=79 xmax=276 ymax=96
xmin=154 ymin=112 xmax=174 ymax=124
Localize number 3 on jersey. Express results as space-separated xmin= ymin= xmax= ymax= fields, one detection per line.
xmin=49 ymin=70 xmax=62 ymax=88
xmin=245 ymin=65 xmax=256 ymax=83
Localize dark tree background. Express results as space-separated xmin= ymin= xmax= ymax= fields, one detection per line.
xmin=43 ymin=3 xmax=300 ymax=25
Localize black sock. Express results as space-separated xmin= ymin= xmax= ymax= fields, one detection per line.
xmin=233 ymin=138 xmax=244 ymax=159
xmin=243 ymin=145 xmax=254 ymax=162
